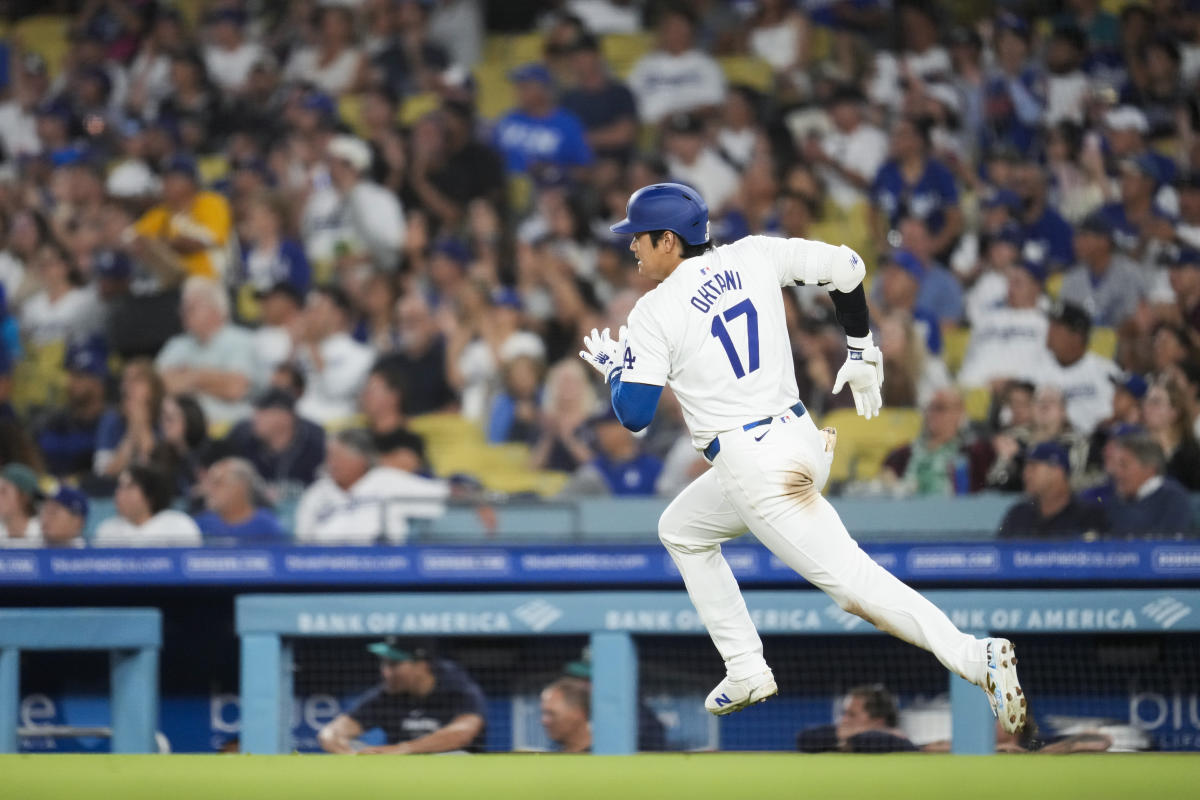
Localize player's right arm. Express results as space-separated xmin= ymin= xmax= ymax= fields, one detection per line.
xmin=318 ymin=713 xmax=364 ymax=753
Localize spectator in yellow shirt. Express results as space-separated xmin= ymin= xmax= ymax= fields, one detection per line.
xmin=125 ymin=155 xmax=232 ymax=284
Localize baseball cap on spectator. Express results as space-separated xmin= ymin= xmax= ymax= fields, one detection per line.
xmin=36 ymin=99 xmax=72 ymax=125
xmin=508 ymin=62 xmax=554 ymax=85
xmin=666 ymin=112 xmax=704 ymax=135
xmin=1110 ymin=371 xmax=1149 ymax=400
xmin=300 ymin=91 xmax=335 ymax=117
xmin=1026 ymin=441 xmax=1070 ymax=473
xmin=93 ymin=249 xmax=133 ymax=280
xmin=1048 ymin=300 xmax=1092 ymax=336
xmin=982 ymin=188 xmax=1022 ymax=213
xmin=1119 ymin=153 xmax=1163 ymax=184
xmin=106 ymin=159 xmax=160 ymax=198
xmin=992 ymin=222 xmax=1025 ymax=248
xmin=50 ymin=147 xmax=89 ymax=168
xmin=492 ymin=286 xmax=523 ymax=311
xmin=327 ymin=135 xmax=371 ymax=173
xmin=1104 ymin=106 xmax=1149 ymax=134
xmin=431 ymin=238 xmax=471 ymax=266
xmin=1076 ymin=212 xmax=1113 ymax=240
xmin=996 ymin=10 xmax=1030 ymax=38
xmin=1014 ymin=259 xmax=1046 ymax=284
xmin=367 ymin=636 xmax=431 ymax=662
xmin=45 ymin=485 xmax=88 ymax=519
xmin=254 ymin=387 xmax=296 ymax=412
xmin=64 ymin=336 xmax=108 ymax=380
xmin=163 ymin=153 xmax=199 ymax=182
xmin=1108 ymin=422 xmax=1144 ymax=438
xmin=885 ymin=249 xmax=924 ymax=282
xmin=256 ymin=280 xmax=304 ymax=303
xmin=1 ymin=463 xmax=41 ymax=496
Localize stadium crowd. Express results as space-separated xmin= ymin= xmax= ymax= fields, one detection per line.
xmin=0 ymin=0 xmax=1197 ymax=548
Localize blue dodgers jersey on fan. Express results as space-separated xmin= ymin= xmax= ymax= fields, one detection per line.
xmin=194 ymin=509 xmax=291 ymax=546
xmin=345 ymin=659 xmax=487 ymax=750
xmin=591 ymin=453 xmax=663 ymax=496
xmin=492 ymin=109 xmax=595 ymax=173
xmin=871 ymin=158 xmax=959 ymax=234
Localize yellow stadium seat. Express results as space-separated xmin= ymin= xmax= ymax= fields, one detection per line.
xmin=14 ymin=15 xmax=70 ymax=77
xmin=400 ymin=92 xmax=440 ymax=126
xmin=337 ymin=94 xmax=365 ymax=137
xmin=1045 ymin=272 xmax=1064 ymax=300
xmin=821 ymin=407 xmax=922 ymax=484
xmin=942 ymin=326 xmax=970 ymax=376
xmin=197 ymin=154 xmax=229 ymax=185
xmin=717 ymin=55 xmax=774 ymax=92
xmin=12 ymin=340 xmax=66 ymax=413
xmin=601 ymin=32 xmax=654 ymax=78
xmin=1089 ymin=326 xmax=1117 ymax=360
xmin=506 ymin=32 xmax=546 ymax=68
xmin=964 ymin=386 xmax=992 ymax=422
xmin=473 ymin=62 xmax=515 ymax=120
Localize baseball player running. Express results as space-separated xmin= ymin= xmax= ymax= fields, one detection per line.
xmin=580 ymin=183 xmax=1025 ymax=733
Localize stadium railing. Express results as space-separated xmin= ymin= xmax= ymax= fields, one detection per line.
xmin=235 ymin=589 xmax=1200 ymax=756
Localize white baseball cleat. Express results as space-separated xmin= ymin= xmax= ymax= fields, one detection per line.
xmin=982 ymin=638 xmax=1026 ymax=734
xmin=705 ymin=670 xmax=778 ymax=716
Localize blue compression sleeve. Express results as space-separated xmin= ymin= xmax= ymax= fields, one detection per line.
xmin=609 ymin=370 xmax=663 ymax=432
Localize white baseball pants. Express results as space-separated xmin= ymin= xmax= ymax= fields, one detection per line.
xmin=660 ymin=411 xmax=988 ymax=686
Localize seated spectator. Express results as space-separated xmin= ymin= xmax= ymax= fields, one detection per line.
xmin=1095 ymin=154 xmax=1176 ymax=260
xmin=532 ymin=360 xmax=598 ymax=473
xmin=37 ymin=485 xmax=87 ymax=548
xmin=360 ymin=360 xmax=426 ymax=470
xmin=627 ymin=4 xmax=725 ymax=125
xmin=963 ymin=222 xmax=1024 ymax=326
xmin=662 ymin=113 xmax=739 ymax=214
xmin=253 ymin=282 xmax=302 ymax=374
xmin=540 ymin=677 xmax=591 ymax=753
xmin=988 ymin=384 xmax=1092 ymax=492
xmin=487 ymin=355 xmax=544 ymax=445
xmin=224 ymin=389 xmax=325 ymax=496
xmin=294 ymin=286 xmax=375 ymax=426
xmin=95 ymin=359 xmax=164 ymax=478
xmin=384 ymin=294 xmax=456 ymax=415
xmin=958 ymin=260 xmax=1049 ymax=388
xmin=406 ymin=102 xmax=506 ymax=234
xmin=493 ymin=63 xmax=594 ymax=177
xmin=870 ymin=117 xmax=963 ymax=261
xmin=19 ymin=237 xmax=103 ymax=355
xmin=1011 ymin=160 xmax=1076 ymax=272
xmin=877 ymin=311 xmax=949 ymax=409
xmin=798 ymin=685 xmax=917 ymax=753
xmin=150 ymin=394 xmax=209 ymax=500
xmin=998 ymin=442 xmax=1108 ymax=539
xmin=1142 ymin=378 xmax=1200 ymax=491
xmin=237 ymin=193 xmax=311 ymax=298
xmin=563 ymin=409 xmax=663 ymax=496
xmin=882 ymin=388 xmax=994 ymax=495
xmin=155 ymin=277 xmax=257 ymax=425
xmin=202 ymin=8 xmax=264 ymax=94
xmin=1163 ymin=245 xmax=1200 ymax=336
xmin=1034 ymin=301 xmax=1120 ymax=434
xmin=870 ymin=249 xmax=944 ymax=356
xmin=1058 ymin=213 xmax=1146 ymax=327
xmin=0 ymin=464 xmax=42 ymax=547
xmin=93 ymin=465 xmax=202 ymax=547
xmin=449 ymin=287 xmax=545 ymax=423
xmin=302 ymin=135 xmax=406 ymax=272
xmin=318 ymin=638 xmax=486 ymax=754
xmin=1104 ymin=434 xmax=1195 ymax=537
xmin=283 ymin=6 xmax=365 ymax=95
xmin=194 ymin=457 xmax=289 ymax=546
xmin=126 ymin=155 xmax=233 ymax=283
xmin=807 ymin=85 xmax=888 ymax=212
xmin=294 ymin=430 xmax=448 ymax=545
xmin=35 ymin=337 xmax=111 ymax=479
xmin=560 ymin=34 xmax=638 ymax=163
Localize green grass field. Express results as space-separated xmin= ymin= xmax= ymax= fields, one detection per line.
xmin=4 ymin=754 xmax=1200 ymax=800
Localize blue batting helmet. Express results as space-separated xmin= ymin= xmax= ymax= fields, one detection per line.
xmin=610 ymin=183 xmax=710 ymax=246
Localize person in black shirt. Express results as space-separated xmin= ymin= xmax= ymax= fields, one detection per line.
xmin=318 ymin=638 xmax=486 ymax=754
xmin=35 ymin=336 xmax=111 ymax=479
xmin=360 ymin=358 xmax=428 ymax=472
xmin=560 ymin=33 xmax=638 ymax=163
xmin=998 ymin=441 xmax=1108 ymax=539
xmin=223 ymin=388 xmax=325 ymax=494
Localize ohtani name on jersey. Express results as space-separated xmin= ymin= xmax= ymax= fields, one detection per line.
xmin=688 ymin=270 xmax=744 ymax=313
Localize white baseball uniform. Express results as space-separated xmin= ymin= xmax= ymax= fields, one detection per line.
xmin=622 ymin=235 xmax=989 ymax=685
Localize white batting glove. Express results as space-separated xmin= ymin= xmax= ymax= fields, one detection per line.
xmin=579 ymin=326 xmax=627 ymax=384
xmin=832 ymin=336 xmax=884 ymax=419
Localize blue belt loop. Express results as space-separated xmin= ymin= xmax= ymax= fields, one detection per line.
xmin=702 ymin=401 xmax=806 ymax=463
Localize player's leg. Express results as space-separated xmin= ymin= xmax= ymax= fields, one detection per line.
xmin=658 ymin=468 xmax=765 ymax=680
xmin=712 ymin=419 xmax=988 ymax=685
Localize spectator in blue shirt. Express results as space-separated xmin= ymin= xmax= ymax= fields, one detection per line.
xmin=1012 ymin=160 xmax=1075 ymax=270
xmin=1095 ymin=154 xmax=1176 ymax=258
xmin=493 ymin=63 xmax=594 ymax=177
xmin=559 ymin=33 xmax=638 ymax=163
xmin=35 ymin=336 xmax=111 ymax=479
xmin=871 ymin=249 xmax=946 ymax=356
xmin=194 ymin=456 xmax=289 ymax=545
xmin=981 ymin=13 xmax=1044 ymax=158
xmin=223 ymin=388 xmax=326 ymax=495
xmin=1104 ymin=434 xmax=1195 ymax=537
xmin=871 ymin=116 xmax=963 ymax=260
xmin=239 ymin=193 xmax=311 ymax=297
xmin=565 ymin=409 xmax=662 ymax=496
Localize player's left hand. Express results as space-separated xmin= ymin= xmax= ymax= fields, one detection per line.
xmin=832 ymin=344 xmax=884 ymax=419
xmin=579 ymin=326 xmax=627 ymax=384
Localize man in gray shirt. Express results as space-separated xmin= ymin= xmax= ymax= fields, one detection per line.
xmin=1058 ymin=213 xmax=1146 ymax=327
